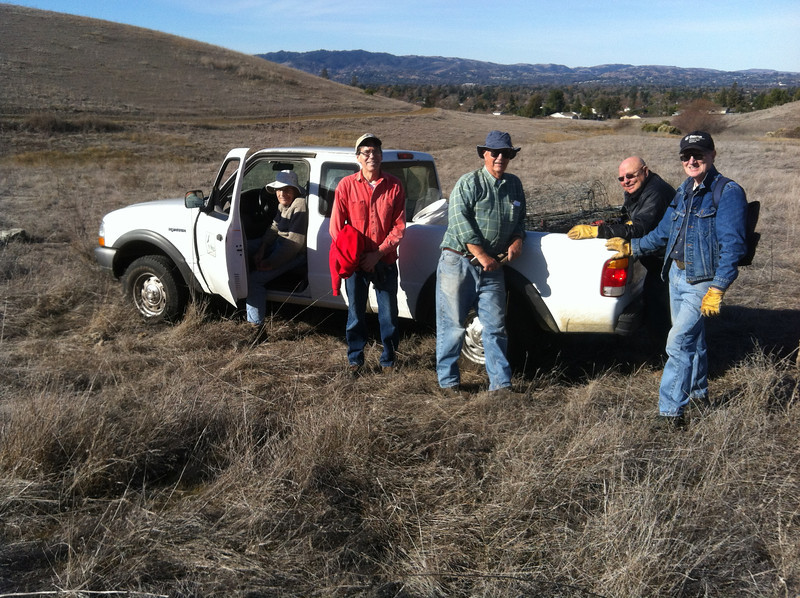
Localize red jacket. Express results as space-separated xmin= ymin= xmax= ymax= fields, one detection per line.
xmin=329 ymin=223 xmax=365 ymax=296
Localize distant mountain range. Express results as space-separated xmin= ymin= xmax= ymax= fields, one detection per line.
xmin=258 ymin=50 xmax=800 ymax=87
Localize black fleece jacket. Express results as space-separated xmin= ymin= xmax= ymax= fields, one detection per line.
xmin=598 ymin=172 xmax=675 ymax=241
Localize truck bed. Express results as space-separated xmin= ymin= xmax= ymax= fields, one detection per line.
xmin=524 ymin=179 xmax=624 ymax=233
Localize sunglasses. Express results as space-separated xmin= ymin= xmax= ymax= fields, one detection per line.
xmin=486 ymin=148 xmax=516 ymax=159
xmin=680 ymin=151 xmax=706 ymax=162
xmin=358 ymin=149 xmax=382 ymax=157
xmin=618 ymin=167 xmax=644 ymax=182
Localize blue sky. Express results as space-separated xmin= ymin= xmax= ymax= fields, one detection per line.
xmin=11 ymin=0 xmax=800 ymax=72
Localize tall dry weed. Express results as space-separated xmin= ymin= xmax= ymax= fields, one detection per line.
xmin=1 ymin=109 xmax=799 ymax=596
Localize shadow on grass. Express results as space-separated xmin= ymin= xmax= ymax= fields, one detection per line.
xmin=203 ymin=293 xmax=799 ymax=384
xmin=706 ymin=305 xmax=800 ymax=368
xmin=517 ymin=305 xmax=800 ymax=383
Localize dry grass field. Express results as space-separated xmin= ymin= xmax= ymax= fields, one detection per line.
xmin=1 ymin=5 xmax=800 ymax=597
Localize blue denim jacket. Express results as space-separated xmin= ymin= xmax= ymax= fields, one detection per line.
xmin=632 ymin=167 xmax=748 ymax=290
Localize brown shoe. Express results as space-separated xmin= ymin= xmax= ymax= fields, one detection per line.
xmin=382 ymin=366 xmax=394 ymax=375
xmin=348 ymin=363 xmax=362 ymax=378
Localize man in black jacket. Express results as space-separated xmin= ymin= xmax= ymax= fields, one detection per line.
xmin=568 ymin=157 xmax=674 ymax=343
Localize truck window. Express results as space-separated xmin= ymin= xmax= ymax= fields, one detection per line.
xmin=215 ymin=159 xmax=311 ymax=217
xmin=382 ymin=161 xmax=441 ymax=221
xmin=244 ymin=160 xmax=310 ymax=194
xmin=211 ymin=158 xmax=241 ymax=214
xmin=320 ymin=163 xmax=359 ymax=217
xmin=238 ymin=159 xmax=311 ymax=244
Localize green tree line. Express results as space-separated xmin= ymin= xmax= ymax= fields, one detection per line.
xmin=358 ymin=81 xmax=800 ymax=119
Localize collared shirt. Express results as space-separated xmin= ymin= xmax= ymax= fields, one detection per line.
xmin=329 ymin=169 xmax=406 ymax=263
xmin=668 ymin=184 xmax=697 ymax=262
xmin=441 ymin=166 xmax=526 ymax=255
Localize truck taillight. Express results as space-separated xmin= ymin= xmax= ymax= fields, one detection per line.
xmin=601 ymin=257 xmax=629 ymax=297
xmin=396 ymin=152 xmax=414 ymax=160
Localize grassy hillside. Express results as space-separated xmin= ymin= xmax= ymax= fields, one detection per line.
xmin=724 ymin=100 xmax=800 ymax=136
xmin=0 ymin=4 xmax=413 ymax=120
xmin=1 ymin=5 xmax=799 ymax=597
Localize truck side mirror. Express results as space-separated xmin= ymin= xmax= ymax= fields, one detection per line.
xmin=185 ymin=190 xmax=205 ymax=209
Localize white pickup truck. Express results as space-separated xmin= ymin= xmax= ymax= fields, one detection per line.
xmin=94 ymin=146 xmax=643 ymax=363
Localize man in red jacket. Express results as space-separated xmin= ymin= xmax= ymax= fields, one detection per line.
xmin=329 ymin=133 xmax=406 ymax=375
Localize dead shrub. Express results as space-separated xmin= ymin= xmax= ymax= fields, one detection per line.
xmin=768 ymin=126 xmax=800 ymax=139
xmin=22 ymin=113 xmax=124 ymax=135
xmin=672 ymin=99 xmax=727 ymax=134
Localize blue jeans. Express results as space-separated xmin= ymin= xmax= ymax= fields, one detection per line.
xmin=344 ymin=263 xmax=399 ymax=367
xmin=435 ymin=250 xmax=511 ymax=391
xmin=246 ymin=254 xmax=306 ymax=324
xmin=659 ymin=262 xmax=711 ymax=416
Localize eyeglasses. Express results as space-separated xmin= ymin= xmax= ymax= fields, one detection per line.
xmin=486 ymin=149 xmax=516 ymax=159
xmin=617 ymin=167 xmax=645 ymax=182
xmin=358 ymin=149 xmax=382 ymax=157
xmin=680 ymin=151 xmax=705 ymax=162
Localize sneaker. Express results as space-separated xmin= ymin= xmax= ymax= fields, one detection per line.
xmin=348 ymin=364 xmax=362 ymax=378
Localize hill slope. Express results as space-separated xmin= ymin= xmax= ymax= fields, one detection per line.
xmin=0 ymin=4 xmax=412 ymax=119
xmin=723 ymin=99 xmax=800 ymax=136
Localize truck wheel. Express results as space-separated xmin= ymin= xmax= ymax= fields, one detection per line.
xmin=460 ymin=292 xmax=539 ymax=367
xmin=461 ymin=309 xmax=486 ymax=365
xmin=122 ymin=256 xmax=187 ymax=323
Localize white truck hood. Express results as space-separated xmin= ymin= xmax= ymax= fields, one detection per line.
xmin=102 ymin=198 xmax=194 ymax=246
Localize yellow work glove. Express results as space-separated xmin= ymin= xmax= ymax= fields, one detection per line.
xmin=567 ymin=224 xmax=599 ymax=240
xmin=605 ymin=237 xmax=631 ymax=259
xmin=700 ymin=287 xmax=724 ymax=317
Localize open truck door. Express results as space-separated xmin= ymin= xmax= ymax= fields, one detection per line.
xmin=192 ymin=148 xmax=249 ymax=307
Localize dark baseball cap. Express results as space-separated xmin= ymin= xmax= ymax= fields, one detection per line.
xmin=680 ymin=131 xmax=715 ymax=153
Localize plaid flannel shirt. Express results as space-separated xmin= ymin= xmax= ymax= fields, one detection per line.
xmin=440 ymin=166 xmax=526 ymax=255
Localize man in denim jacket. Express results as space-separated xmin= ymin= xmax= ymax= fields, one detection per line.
xmin=606 ymin=131 xmax=748 ymax=425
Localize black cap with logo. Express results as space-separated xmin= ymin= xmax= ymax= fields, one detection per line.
xmin=680 ymin=131 xmax=715 ymax=153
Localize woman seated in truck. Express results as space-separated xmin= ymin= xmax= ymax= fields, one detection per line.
xmin=245 ymin=170 xmax=308 ymax=327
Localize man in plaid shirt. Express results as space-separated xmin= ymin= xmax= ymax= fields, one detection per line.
xmin=436 ymin=131 xmax=526 ymax=398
